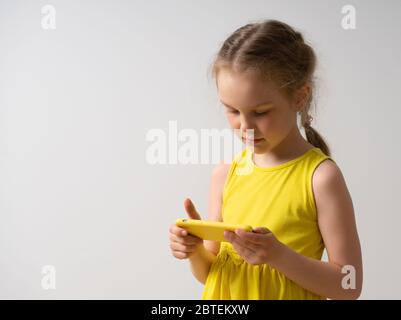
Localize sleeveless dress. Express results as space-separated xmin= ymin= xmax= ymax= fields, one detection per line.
xmin=201 ymin=146 xmax=336 ymax=300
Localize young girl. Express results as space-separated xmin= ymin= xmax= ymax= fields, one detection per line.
xmin=169 ymin=19 xmax=363 ymax=300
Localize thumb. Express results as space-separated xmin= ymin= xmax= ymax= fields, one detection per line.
xmin=252 ymin=227 xmax=271 ymax=234
xmin=184 ymin=198 xmax=202 ymax=220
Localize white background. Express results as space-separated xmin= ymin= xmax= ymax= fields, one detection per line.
xmin=0 ymin=0 xmax=400 ymax=299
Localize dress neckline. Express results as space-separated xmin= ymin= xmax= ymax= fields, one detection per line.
xmin=248 ymin=147 xmax=319 ymax=172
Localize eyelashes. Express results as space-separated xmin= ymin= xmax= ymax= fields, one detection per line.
xmin=254 ymin=111 xmax=269 ymax=116
xmin=226 ymin=110 xmax=270 ymax=117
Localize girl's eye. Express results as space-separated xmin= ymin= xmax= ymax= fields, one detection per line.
xmin=225 ymin=109 xmax=270 ymax=116
xmin=254 ymin=111 xmax=269 ymax=116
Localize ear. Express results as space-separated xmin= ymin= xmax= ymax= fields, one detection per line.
xmin=292 ymin=83 xmax=311 ymax=112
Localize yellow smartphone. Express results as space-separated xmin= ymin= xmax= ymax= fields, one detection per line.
xmin=175 ymin=218 xmax=253 ymax=242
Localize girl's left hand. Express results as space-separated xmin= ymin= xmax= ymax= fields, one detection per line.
xmin=224 ymin=227 xmax=284 ymax=265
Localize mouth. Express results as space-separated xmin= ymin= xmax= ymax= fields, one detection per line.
xmin=242 ymin=137 xmax=265 ymax=144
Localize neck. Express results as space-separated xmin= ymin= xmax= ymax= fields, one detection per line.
xmin=252 ymin=125 xmax=313 ymax=166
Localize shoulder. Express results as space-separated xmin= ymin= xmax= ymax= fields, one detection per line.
xmin=312 ymin=158 xmax=344 ymax=191
xmin=209 ymin=162 xmax=232 ymax=201
xmin=211 ymin=161 xmax=231 ymax=183
xmin=313 ymin=156 xmax=339 ymax=178
xmin=210 ymin=149 xmax=247 ymax=192
xmin=312 ymin=158 xmax=353 ymax=217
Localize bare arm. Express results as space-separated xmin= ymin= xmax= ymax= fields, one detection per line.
xmin=267 ymin=160 xmax=363 ymax=299
xmin=188 ymin=162 xmax=231 ymax=284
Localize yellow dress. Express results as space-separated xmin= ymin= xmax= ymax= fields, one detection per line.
xmin=202 ymin=146 xmax=336 ymax=300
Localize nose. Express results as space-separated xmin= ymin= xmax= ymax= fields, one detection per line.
xmin=239 ymin=115 xmax=255 ymax=138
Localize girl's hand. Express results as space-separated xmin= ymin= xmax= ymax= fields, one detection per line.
xmin=169 ymin=198 xmax=204 ymax=260
xmin=169 ymin=224 xmax=203 ymax=259
xmin=224 ymin=227 xmax=284 ymax=265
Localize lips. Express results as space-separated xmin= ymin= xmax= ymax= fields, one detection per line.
xmin=242 ymin=137 xmax=264 ymax=143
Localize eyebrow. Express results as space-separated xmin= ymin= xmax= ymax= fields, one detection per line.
xmin=220 ymin=100 xmax=273 ymax=110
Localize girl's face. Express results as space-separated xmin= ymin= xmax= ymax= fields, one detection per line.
xmin=216 ymin=69 xmax=302 ymax=154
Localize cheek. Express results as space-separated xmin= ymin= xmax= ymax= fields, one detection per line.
xmin=267 ymin=116 xmax=294 ymax=139
xmin=226 ymin=114 xmax=240 ymax=128
xmin=256 ymin=117 xmax=289 ymax=141
xmin=256 ymin=117 xmax=274 ymax=133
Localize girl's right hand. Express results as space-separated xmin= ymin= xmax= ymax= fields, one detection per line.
xmin=169 ymin=198 xmax=204 ymax=260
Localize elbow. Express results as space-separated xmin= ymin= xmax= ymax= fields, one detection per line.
xmin=334 ymin=263 xmax=363 ymax=300
xmin=327 ymin=289 xmax=361 ymax=300
xmin=327 ymin=276 xmax=363 ymax=300
xmin=331 ymin=284 xmax=362 ymax=300
xmin=352 ymin=290 xmax=362 ymax=300
xmin=344 ymin=269 xmax=363 ymax=300
xmin=342 ymin=288 xmax=362 ymax=300
xmin=195 ymin=277 xmax=206 ymax=285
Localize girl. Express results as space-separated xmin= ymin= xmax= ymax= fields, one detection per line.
xmin=169 ymin=19 xmax=363 ymax=300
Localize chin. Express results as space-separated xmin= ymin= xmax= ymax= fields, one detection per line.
xmin=248 ymin=143 xmax=269 ymax=154
xmin=252 ymin=148 xmax=267 ymax=154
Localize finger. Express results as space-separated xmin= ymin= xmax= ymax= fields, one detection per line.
xmin=170 ymin=224 xmax=187 ymax=236
xmin=231 ymin=232 xmax=260 ymax=252
xmin=252 ymin=227 xmax=272 ymax=234
xmin=184 ymin=198 xmax=202 ymax=220
xmin=170 ymin=242 xmax=198 ymax=253
xmin=230 ymin=236 xmax=256 ymax=260
xmin=234 ymin=228 xmax=270 ymax=244
xmin=225 ymin=231 xmax=259 ymax=252
xmin=173 ymin=251 xmax=188 ymax=259
xmin=170 ymin=233 xmax=201 ymax=246
xmin=177 ymin=233 xmax=202 ymax=245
